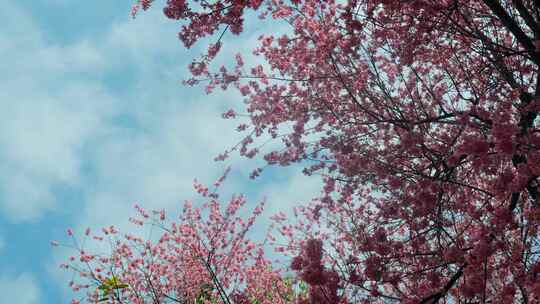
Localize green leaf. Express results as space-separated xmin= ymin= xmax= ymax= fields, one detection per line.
xmin=299 ymin=281 xmax=307 ymax=291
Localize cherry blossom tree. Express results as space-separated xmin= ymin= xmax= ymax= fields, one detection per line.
xmin=57 ymin=173 xmax=307 ymax=304
xmin=58 ymin=0 xmax=540 ymax=303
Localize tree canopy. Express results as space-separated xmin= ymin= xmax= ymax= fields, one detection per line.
xmin=58 ymin=1 xmax=540 ymax=303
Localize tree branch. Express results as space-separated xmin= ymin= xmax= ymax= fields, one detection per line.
xmin=419 ymin=264 xmax=465 ymax=304
xmin=482 ymin=0 xmax=540 ymax=65
xmin=512 ymin=0 xmax=540 ymax=35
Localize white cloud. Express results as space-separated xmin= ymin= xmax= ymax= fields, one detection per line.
xmin=260 ymin=169 xmax=323 ymax=217
xmin=0 ymin=2 xmax=117 ymax=222
xmin=0 ymin=273 xmax=40 ymax=304
xmin=77 ymin=95 xmax=246 ymax=230
xmin=0 ymin=174 xmax=54 ymax=221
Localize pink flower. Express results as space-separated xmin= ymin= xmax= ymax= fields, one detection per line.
xmin=290 ymin=255 xmax=304 ymax=271
xmin=304 ymin=238 xmax=323 ymax=262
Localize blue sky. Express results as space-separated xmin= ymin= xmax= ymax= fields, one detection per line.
xmin=0 ymin=1 xmax=322 ymax=303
